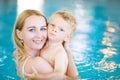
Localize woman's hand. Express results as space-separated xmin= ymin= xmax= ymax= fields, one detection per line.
xmin=63 ymin=41 xmax=71 ymax=54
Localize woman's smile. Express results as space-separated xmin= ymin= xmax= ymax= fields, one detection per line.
xmin=33 ymin=39 xmax=43 ymax=45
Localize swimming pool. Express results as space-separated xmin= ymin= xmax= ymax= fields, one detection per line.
xmin=0 ymin=0 xmax=120 ymax=80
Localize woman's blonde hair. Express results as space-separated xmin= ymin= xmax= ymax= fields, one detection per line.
xmin=13 ymin=10 xmax=47 ymax=62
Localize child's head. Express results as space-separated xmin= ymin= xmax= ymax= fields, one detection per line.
xmin=54 ymin=10 xmax=76 ymax=34
xmin=48 ymin=10 xmax=76 ymax=42
xmin=13 ymin=9 xmax=47 ymax=61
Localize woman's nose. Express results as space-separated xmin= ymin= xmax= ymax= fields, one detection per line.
xmin=36 ymin=31 xmax=42 ymax=37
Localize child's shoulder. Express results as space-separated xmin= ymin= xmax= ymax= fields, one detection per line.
xmin=56 ymin=48 xmax=67 ymax=57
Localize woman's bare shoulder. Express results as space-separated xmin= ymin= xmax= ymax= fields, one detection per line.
xmin=32 ymin=57 xmax=51 ymax=66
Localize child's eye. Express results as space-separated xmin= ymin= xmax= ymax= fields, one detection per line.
xmin=51 ymin=24 xmax=55 ymax=27
xmin=29 ymin=28 xmax=35 ymax=32
xmin=60 ymin=28 xmax=64 ymax=31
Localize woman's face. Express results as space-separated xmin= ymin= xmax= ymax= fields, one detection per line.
xmin=17 ymin=15 xmax=47 ymax=51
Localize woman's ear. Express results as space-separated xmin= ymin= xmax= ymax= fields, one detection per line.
xmin=16 ymin=29 xmax=23 ymax=39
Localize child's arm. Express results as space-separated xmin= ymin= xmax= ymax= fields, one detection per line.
xmin=24 ymin=51 xmax=68 ymax=79
xmin=64 ymin=41 xmax=79 ymax=78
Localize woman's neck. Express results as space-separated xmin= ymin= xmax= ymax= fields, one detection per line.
xmin=24 ymin=46 xmax=40 ymax=57
xmin=27 ymin=51 xmax=39 ymax=57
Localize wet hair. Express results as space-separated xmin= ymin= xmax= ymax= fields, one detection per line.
xmin=12 ymin=9 xmax=47 ymax=61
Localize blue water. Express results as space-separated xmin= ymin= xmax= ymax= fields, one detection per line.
xmin=0 ymin=0 xmax=120 ymax=80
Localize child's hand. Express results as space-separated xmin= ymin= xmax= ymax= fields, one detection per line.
xmin=24 ymin=66 xmax=39 ymax=79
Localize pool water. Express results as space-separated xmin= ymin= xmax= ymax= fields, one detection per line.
xmin=0 ymin=0 xmax=120 ymax=80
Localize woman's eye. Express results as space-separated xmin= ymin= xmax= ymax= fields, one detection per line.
xmin=41 ymin=28 xmax=47 ymax=31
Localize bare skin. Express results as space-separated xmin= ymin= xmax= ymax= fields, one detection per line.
xmin=23 ymin=45 xmax=80 ymax=80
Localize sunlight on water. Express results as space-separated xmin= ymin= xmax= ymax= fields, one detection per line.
xmin=17 ymin=0 xmax=44 ymax=14
xmin=0 ymin=0 xmax=120 ymax=79
xmin=93 ymin=60 xmax=117 ymax=72
xmin=93 ymin=21 xmax=120 ymax=73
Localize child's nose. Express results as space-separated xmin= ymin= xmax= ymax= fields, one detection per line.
xmin=52 ymin=27 xmax=57 ymax=32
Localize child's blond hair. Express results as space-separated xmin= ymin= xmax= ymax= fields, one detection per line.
xmin=51 ymin=10 xmax=76 ymax=35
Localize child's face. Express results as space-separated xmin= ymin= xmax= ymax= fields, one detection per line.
xmin=17 ymin=15 xmax=47 ymax=50
xmin=48 ymin=14 xmax=71 ymax=42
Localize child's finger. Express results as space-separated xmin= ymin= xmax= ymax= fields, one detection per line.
xmin=24 ymin=72 xmax=34 ymax=78
xmin=31 ymin=66 xmax=38 ymax=74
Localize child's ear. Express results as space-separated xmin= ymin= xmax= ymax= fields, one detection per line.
xmin=16 ymin=29 xmax=23 ymax=39
xmin=64 ymin=34 xmax=72 ymax=42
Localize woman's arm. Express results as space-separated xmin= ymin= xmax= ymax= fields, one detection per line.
xmin=65 ymin=49 xmax=79 ymax=78
xmin=63 ymin=41 xmax=79 ymax=78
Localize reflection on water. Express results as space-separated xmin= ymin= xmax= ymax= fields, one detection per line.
xmin=94 ymin=21 xmax=120 ymax=73
xmin=70 ymin=14 xmax=120 ymax=79
xmin=0 ymin=0 xmax=120 ymax=80
xmin=94 ymin=60 xmax=117 ymax=72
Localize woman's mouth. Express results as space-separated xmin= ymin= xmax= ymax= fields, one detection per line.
xmin=33 ymin=40 xmax=42 ymax=44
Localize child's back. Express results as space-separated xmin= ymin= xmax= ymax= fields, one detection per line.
xmin=40 ymin=42 xmax=68 ymax=74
